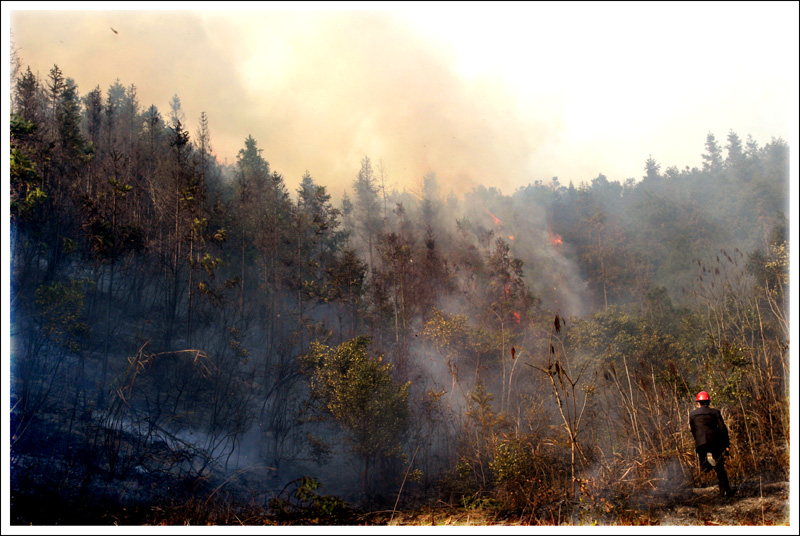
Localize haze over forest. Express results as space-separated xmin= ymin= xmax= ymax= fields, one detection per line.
xmin=3 ymin=2 xmax=798 ymax=529
xmin=7 ymin=3 xmax=797 ymax=197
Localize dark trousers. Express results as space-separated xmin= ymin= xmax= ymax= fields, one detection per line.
xmin=696 ymin=444 xmax=731 ymax=494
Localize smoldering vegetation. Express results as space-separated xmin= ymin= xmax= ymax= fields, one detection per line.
xmin=8 ymin=62 xmax=790 ymax=526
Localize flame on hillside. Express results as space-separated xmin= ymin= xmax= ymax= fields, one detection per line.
xmin=486 ymin=211 xmax=516 ymax=242
xmin=548 ymin=218 xmax=562 ymax=247
xmin=487 ymin=210 xmax=502 ymax=228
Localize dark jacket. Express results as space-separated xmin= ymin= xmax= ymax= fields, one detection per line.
xmin=689 ymin=405 xmax=730 ymax=450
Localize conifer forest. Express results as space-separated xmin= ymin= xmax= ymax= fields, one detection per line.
xmin=8 ymin=59 xmax=790 ymax=526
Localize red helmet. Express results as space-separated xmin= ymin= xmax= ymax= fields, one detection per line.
xmin=696 ymin=391 xmax=710 ymax=402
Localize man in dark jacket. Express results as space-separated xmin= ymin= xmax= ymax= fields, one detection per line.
xmin=689 ymin=391 xmax=734 ymax=497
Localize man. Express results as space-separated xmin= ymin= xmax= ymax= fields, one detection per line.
xmin=689 ymin=391 xmax=734 ymax=497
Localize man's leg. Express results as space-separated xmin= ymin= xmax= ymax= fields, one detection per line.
xmin=697 ymin=447 xmax=712 ymax=472
xmin=714 ymin=452 xmax=733 ymax=497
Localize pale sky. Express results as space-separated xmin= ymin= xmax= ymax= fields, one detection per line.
xmin=4 ymin=1 xmax=799 ymax=198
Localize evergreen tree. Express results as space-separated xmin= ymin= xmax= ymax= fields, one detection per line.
xmin=352 ymin=156 xmax=382 ymax=274
xmin=15 ymin=66 xmax=43 ymax=127
xmin=82 ymin=85 xmax=104 ymax=148
xmin=701 ymin=131 xmax=723 ymax=174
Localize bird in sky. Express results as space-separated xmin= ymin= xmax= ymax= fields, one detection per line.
xmin=110 ymin=27 xmax=118 ymax=34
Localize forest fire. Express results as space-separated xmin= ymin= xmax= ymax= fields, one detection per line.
xmin=6 ymin=35 xmax=790 ymax=526
xmin=548 ymin=220 xmax=562 ymax=247
xmin=486 ymin=211 xmax=516 ymax=241
xmin=487 ymin=210 xmax=502 ymax=228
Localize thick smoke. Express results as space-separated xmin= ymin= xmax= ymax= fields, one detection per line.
xmin=10 ymin=10 xmax=551 ymax=197
xmin=10 ymin=6 xmax=795 ymax=200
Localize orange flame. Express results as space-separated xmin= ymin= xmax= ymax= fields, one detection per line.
xmin=508 ymin=235 xmax=515 ymax=240
xmin=487 ymin=210 xmax=502 ymax=228
xmin=548 ymin=220 xmax=562 ymax=246
xmin=513 ymin=312 xmax=521 ymax=323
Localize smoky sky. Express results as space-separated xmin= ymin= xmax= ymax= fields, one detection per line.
xmin=9 ymin=9 xmax=552 ymax=196
xmin=7 ymin=4 xmax=799 ymax=199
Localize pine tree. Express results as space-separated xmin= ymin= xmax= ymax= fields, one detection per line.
xmin=701 ymin=132 xmax=723 ymax=174
xmin=352 ymin=156 xmax=382 ymax=274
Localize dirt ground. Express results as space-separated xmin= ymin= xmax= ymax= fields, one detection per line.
xmin=368 ymin=480 xmax=791 ymax=526
xmin=656 ymin=481 xmax=790 ymax=526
